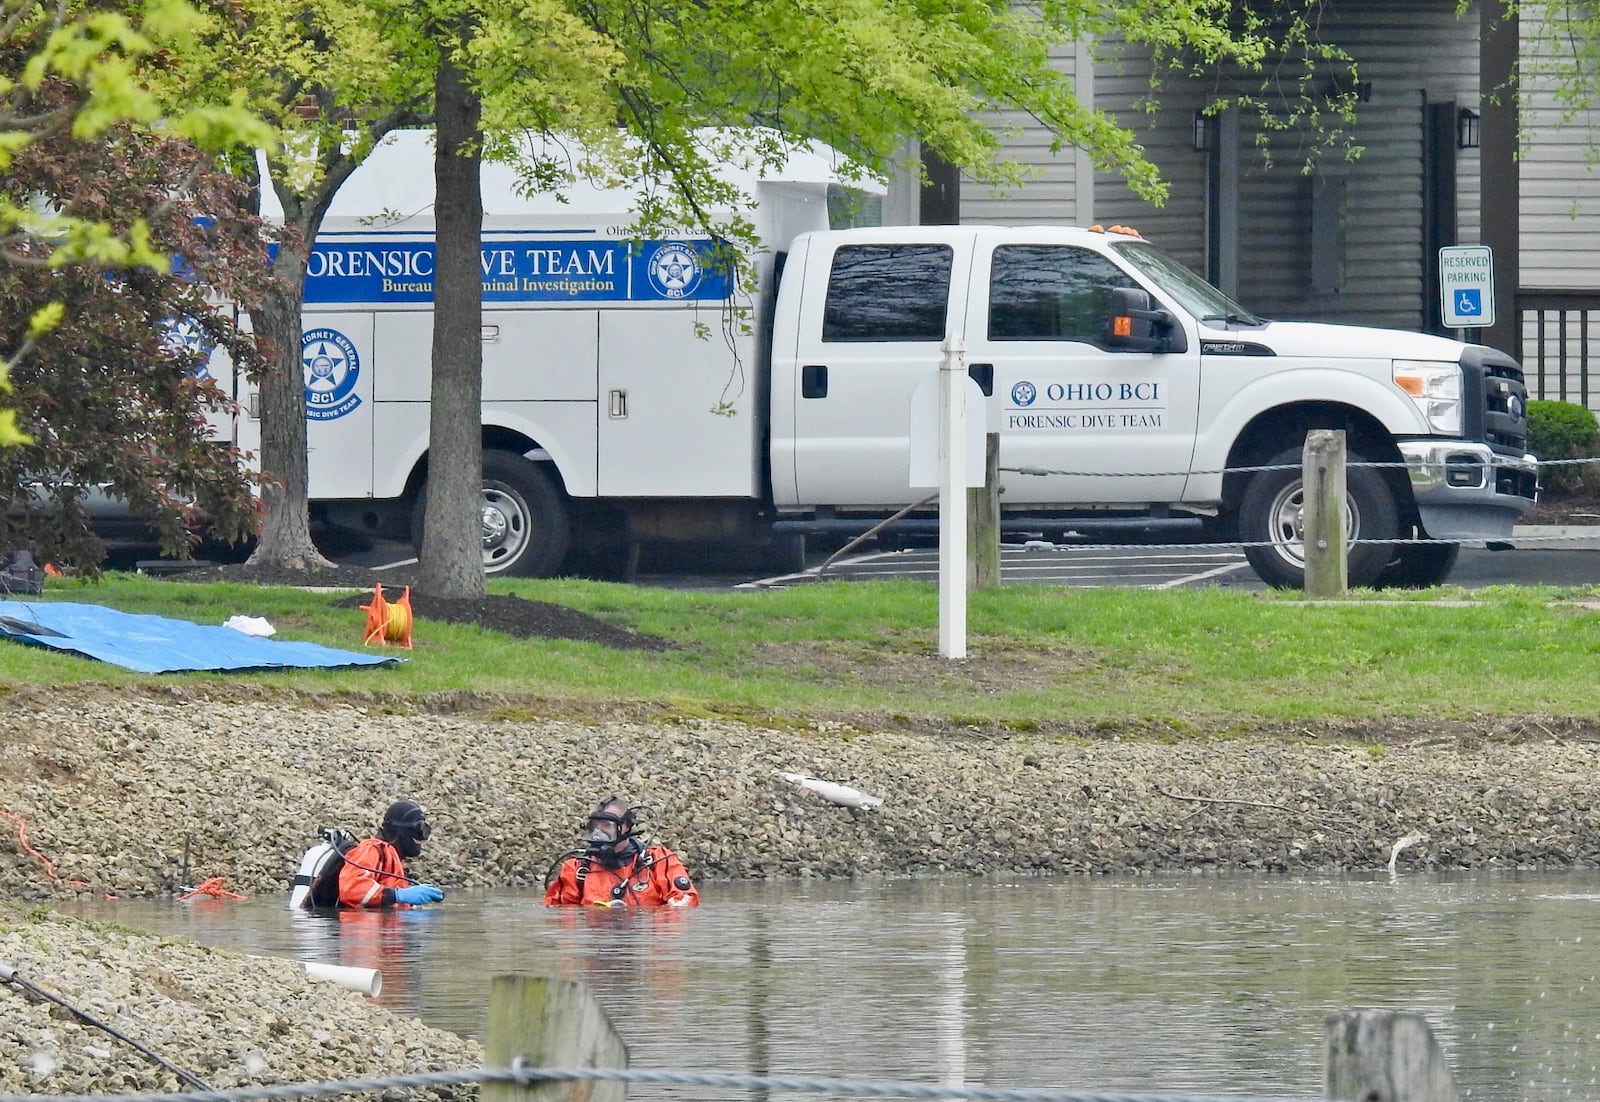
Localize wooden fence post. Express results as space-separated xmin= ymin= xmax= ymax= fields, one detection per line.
xmin=1303 ymin=429 xmax=1348 ymax=597
xmin=484 ymin=975 xmax=628 ymax=1102
xmin=968 ymin=432 xmax=1001 ymax=590
xmin=1325 ymin=1010 xmax=1459 ymax=1102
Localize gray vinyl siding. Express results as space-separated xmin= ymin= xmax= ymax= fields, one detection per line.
xmin=1512 ymin=7 xmax=1600 ymax=408
xmin=963 ymin=2 xmax=1483 ymax=332
xmin=1088 ymin=42 xmax=1208 ymax=276
xmin=1098 ymin=3 xmax=1478 ymax=329
xmin=1518 ymin=9 xmax=1600 ymax=291
xmin=964 ymin=43 xmax=1087 ymax=226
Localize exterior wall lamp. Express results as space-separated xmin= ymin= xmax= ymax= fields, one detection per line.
xmin=1193 ymin=109 xmax=1212 ymax=153
xmin=1457 ymin=107 xmax=1481 ymax=150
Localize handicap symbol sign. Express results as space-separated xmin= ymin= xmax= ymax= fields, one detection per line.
xmin=1439 ymin=245 xmax=1495 ymax=327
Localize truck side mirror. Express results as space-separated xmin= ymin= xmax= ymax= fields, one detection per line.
xmin=1106 ymin=287 xmax=1187 ymax=354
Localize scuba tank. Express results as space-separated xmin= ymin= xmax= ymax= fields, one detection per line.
xmin=289 ymin=827 xmax=356 ymax=910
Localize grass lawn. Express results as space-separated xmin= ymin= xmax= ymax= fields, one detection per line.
xmin=2 ymin=572 xmax=1597 ymax=732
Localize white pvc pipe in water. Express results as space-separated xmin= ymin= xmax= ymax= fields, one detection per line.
xmin=302 ymin=961 xmax=383 ymax=997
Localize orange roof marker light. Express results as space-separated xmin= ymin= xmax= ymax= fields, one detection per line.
xmin=1087 ymin=224 xmax=1144 ymax=238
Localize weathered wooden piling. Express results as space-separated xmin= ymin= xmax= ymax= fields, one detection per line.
xmin=968 ymin=432 xmax=1001 ymax=590
xmin=484 ymin=975 xmax=628 ymax=1102
xmin=1325 ymin=1009 xmax=1459 ymax=1102
xmin=1303 ymin=429 xmax=1348 ymax=597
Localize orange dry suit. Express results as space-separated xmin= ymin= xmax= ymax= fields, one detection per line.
xmin=545 ymin=843 xmax=700 ymax=907
xmin=337 ymin=837 xmax=411 ymax=908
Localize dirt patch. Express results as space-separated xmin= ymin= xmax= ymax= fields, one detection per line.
xmin=748 ymin=637 xmax=1096 ymax=697
xmin=1525 ymin=486 xmax=1600 ymax=525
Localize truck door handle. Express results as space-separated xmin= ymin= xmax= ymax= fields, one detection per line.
xmin=968 ymin=363 xmax=994 ymax=397
xmin=801 ymin=364 xmax=828 ymax=399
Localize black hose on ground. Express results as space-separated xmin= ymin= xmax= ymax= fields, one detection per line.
xmin=0 ymin=961 xmax=214 ymax=1091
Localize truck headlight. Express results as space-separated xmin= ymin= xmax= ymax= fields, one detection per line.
xmin=1393 ymin=360 xmax=1462 ymax=435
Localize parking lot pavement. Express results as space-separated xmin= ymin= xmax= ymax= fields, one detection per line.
xmin=742 ymin=525 xmax=1600 ymax=591
xmin=745 ymin=542 xmax=1256 ymax=590
xmin=160 ymin=523 xmax=1597 ymax=592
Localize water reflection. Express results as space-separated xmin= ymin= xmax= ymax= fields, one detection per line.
xmin=288 ymin=908 xmax=443 ymax=1003
xmin=64 ymin=871 xmax=1600 ymax=1102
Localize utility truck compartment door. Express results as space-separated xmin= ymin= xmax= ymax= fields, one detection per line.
xmin=372 ymin=310 xmax=600 ymax=403
xmin=597 ymin=308 xmax=759 ymax=497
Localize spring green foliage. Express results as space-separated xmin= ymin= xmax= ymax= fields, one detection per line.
xmin=0 ymin=115 xmax=272 ymax=571
xmin=460 ymin=0 xmax=1359 ymax=221
xmin=1 ymin=0 xmax=274 ymax=446
xmin=1528 ymin=399 xmax=1600 ymax=492
xmin=1499 ymin=0 xmax=1600 ymax=163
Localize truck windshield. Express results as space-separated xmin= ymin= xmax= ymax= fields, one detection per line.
xmin=1110 ymin=240 xmax=1263 ymax=327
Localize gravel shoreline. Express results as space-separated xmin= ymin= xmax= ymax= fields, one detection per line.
xmin=6 ymin=688 xmax=1600 ymax=901
xmin=6 ymin=685 xmax=1600 ymax=1095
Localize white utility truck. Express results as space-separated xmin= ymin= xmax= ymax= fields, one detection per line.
xmin=234 ymin=130 xmax=1537 ymax=589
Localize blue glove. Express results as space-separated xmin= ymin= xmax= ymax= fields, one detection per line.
xmin=394 ymin=883 xmax=444 ymax=906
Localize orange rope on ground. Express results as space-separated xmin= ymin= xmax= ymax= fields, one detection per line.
xmin=360 ymin=583 xmax=413 ymax=649
xmin=0 ymin=808 xmax=91 ymax=888
xmin=177 ymin=877 xmax=246 ymax=901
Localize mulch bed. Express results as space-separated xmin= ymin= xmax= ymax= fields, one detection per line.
xmin=162 ymin=562 xmax=675 ymax=651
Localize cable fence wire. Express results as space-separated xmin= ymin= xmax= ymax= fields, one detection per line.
xmin=0 ymin=1063 xmax=1320 ymax=1102
xmin=962 ymin=454 xmax=1598 ymax=553
xmin=1002 ymin=455 xmax=1600 ymax=479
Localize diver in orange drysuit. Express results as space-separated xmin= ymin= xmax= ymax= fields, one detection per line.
xmin=544 ymin=796 xmax=699 ymax=908
xmin=338 ymin=799 xmax=446 ymax=909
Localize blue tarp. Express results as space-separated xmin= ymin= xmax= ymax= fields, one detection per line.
xmin=0 ymin=600 xmax=401 ymax=673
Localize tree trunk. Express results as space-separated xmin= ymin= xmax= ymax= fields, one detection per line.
xmin=248 ymin=240 xmax=333 ymax=571
xmin=419 ymin=31 xmax=486 ymax=598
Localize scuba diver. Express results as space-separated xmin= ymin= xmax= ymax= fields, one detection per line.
xmin=337 ymin=799 xmax=446 ymax=909
xmin=544 ymin=796 xmax=699 ymax=908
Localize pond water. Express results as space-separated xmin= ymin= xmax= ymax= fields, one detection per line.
xmin=67 ymin=870 xmax=1600 ymax=1101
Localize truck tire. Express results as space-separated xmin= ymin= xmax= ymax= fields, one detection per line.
xmin=1238 ymin=445 xmax=1399 ymax=589
xmin=412 ymin=451 xmax=571 ymax=578
xmin=1374 ymin=542 xmax=1461 ymax=589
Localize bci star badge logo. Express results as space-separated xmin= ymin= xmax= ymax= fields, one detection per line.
xmin=302 ymin=327 xmax=362 ymax=421
xmin=646 ymin=242 xmax=701 ymax=299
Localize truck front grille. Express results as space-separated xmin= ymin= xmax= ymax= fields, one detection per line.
xmin=1461 ymin=347 xmax=1529 ymax=454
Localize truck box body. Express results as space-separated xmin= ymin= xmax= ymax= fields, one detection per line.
xmin=262 ymin=131 xmax=841 ymax=516
xmin=235 ymin=131 xmax=1536 ymax=588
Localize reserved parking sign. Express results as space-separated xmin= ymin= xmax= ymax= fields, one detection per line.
xmin=1439 ymin=245 xmax=1496 ymax=328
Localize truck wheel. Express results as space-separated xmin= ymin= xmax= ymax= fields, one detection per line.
xmin=412 ymin=452 xmax=571 ymax=578
xmin=1374 ymin=542 xmax=1461 ymax=589
xmin=1238 ymin=445 xmax=1399 ymax=589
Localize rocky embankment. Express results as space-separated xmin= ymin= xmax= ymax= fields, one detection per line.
xmin=5 ymin=686 xmax=1600 ymax=1096
xmin=5 ymin=686 xmax=1600 ymax=900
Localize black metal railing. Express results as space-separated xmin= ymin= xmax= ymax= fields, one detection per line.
xmin=1516 ymin=289 xmax=1600 ymax=405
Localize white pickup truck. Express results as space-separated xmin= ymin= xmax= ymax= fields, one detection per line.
xmin=251 ymin=132 xmax=1536 ymax=588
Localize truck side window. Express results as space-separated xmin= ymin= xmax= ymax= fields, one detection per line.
xmin=822 ymin=244 xmax=952 ymax=342
xmin=988 ymin=245 xmax=1139 ymax=344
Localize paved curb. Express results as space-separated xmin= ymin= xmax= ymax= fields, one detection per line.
xmin=1510 ymin=524 xmax=1600 ymax=545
